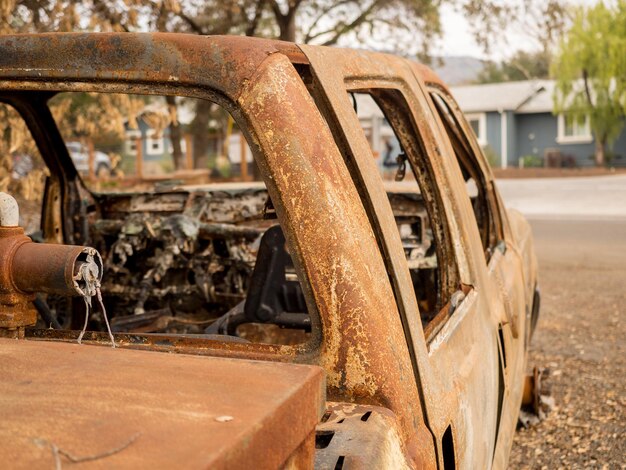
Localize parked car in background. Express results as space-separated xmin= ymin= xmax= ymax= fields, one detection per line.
xmin=10 ymin=152 xmax=33 ymax=179
xmin=66 ymin=141 xmax=112 ymax=177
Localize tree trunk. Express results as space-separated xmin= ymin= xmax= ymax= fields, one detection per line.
xmin=278 ymin=10 xmax=297 ymax=42
xmin=594 ymin=136 xmax=606 ymax=167
xmin=165 ymin=96 xmax=185 ymax=171
xmin=191 ymin=100 xmax=212 ymax=169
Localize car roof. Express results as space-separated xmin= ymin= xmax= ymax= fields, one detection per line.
xmin=0 ymin=33 xmax=448 ymax=100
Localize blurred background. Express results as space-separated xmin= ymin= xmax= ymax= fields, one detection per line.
xmin=1 ymin=0 xmax=624 ymax=189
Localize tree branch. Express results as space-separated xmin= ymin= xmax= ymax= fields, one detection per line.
xmin=178 ymin=11 xmax=205 ymax=34
xmin=93 ymin=0 xmax=130 ymax=32
xmin=268 ymin=0 xmax=286 ymax=19
xmin=245 ymin=0 xmax=267 ymax=36
xmin=510 ymin=59 xmax=532 ymax=80
xmin=303 ymin=0 xmax=354 ymax=43
xmin=582 ymin=69 xmax=595 ymax=109
xmin=320 ymin=0 xmax=381 ymax=46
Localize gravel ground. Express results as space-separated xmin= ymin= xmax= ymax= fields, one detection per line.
xmin=508 ymin=219 xmax=626 ymax=469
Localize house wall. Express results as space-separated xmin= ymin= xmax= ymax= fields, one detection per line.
xmin=515 ymin=113 xmax=595 ymax=166
xmin=505 ymin=111 xmax=517 ymax=168
xmin=513 ymin=114 xmax=626 ymax=167
xmin=131 ymin=120 xmax=172 ymax=162
xmin=607 ymin=127 xmax=626 ymax=167
xmin=483 ymin=111 xmax=516 ymax=168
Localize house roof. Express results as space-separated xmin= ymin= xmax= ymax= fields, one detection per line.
xmin=450 ymin=79 xmax=555 ymax=114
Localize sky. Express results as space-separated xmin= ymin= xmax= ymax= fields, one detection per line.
xmin=432 ymin=0 xmax=602 ymax=61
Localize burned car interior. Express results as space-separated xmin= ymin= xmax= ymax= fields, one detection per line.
xmin=3 ymin=87 xmax=450 ymax=346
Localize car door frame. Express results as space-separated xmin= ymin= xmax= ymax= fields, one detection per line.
xmin=424 ymin=84 xmax=531 ymax=466
xmin=300 ymin=44 xmax=507 ymax=469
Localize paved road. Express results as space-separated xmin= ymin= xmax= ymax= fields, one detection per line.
xmin=497 ymin=174 xmax=626 ymax=220
xmin=502 ymin=176 xmax=626 ymax=468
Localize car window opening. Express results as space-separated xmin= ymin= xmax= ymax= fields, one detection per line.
xmin=430 ymin=92 xmax=499 ymax=261
xmin=350 ymin=92 xmax=453 ymax=328
xmin=0 ymin=102 xmax=48 ymax=234
xmin=20 ymin=92 xmax=313 ymax=346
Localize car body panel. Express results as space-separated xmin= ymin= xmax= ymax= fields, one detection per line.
xmin=0 ymin=338 xmax=324 ymax=469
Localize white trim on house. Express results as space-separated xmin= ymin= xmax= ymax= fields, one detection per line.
xmin=500 ymin=111 xmax=508 ymax=169
xmin=465 ymin=112 xmax=487 ymax=146
xmin=145 ymin=129 xmax=164 ymax=155
xmin=125 ymin=130 xmax=141 ymax=154
xmin=556 ymin=114 xmax=593 ymax=144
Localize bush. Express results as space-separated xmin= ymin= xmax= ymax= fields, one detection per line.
xmin=520 ymin=155 xmax=543 ymax=168
xmin=482 ymin=145 xmax=500 ymax=168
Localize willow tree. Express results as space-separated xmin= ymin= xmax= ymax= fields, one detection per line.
xmin=551 ymin=1 xmax=626 ymax=166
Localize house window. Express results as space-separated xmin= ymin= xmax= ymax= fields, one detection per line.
xmin=557 ymin=114 xmax=592 ymax=144
xmin=146 ymin=130 xmax=164 ymax=155
xmin=125 ymin=130 xmax=141 ymax=154
xmin=464 ymin=113 xmax=487 ymax=146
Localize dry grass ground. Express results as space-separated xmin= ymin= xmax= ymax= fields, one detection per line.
xmin=508 ymin=219 xmax=626 ymax=469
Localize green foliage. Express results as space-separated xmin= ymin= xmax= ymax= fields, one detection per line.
xmin=481 ymin=144 xmax=499 ymax=168
xmin=476 ymin=50 xmax=551 ymax=84
xmin=551 ymin=1 xmax=626 ymax=161
xmin=159 ymin=158 xmax=175 ymax=174
xmin=520 ymin=154 xmax=543 ymax=168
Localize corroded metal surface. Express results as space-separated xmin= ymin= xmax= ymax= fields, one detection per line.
xmin=0 ymin=33 xmax=539 ymax=469
xmin=0 ymin=226 xmax=37 ymax=329
xmin=315 ymin=402 xmax=413 ymax=469
xmin=12 ymin=243 xmax=102 ymax=296
xmin=240 ymin=50 xmax=436 ymax=467
xmin=0 ymin=338 xmax=324 ymax=469
xmin=0 ymin=224 xmax=102 ymax=328
xmin=0 ymin=33 xmax=295 ymax=103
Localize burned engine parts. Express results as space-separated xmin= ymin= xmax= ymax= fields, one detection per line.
xmin=90 ymin=188 xmax=270 ymax=335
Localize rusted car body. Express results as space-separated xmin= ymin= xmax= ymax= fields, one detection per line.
xmin=0 ymin=33 xmax=539 ymax=469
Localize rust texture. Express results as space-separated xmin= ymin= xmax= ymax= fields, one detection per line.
xmin=0 ymin=33 xmax=540 ymax=469
xmin=0 ymin=227 xmax=37 ymax=328
xmin=238 ymin=51 xmax=434 ymax=467
xmin=0 ymin=224 xmax=102 ymax=329
xmin=0 ymin=338 xmax=325 ymax=469
xmin=315 ymin=402 xmax=414 ymax=469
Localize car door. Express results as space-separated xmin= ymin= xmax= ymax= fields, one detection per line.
xmin=427 ymin=87 xmax=529 ymax=467
xmin=301 ymin=45 xmax=505 ymax=469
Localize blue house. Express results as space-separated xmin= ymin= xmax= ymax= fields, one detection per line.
xmin=124 ymin=118 xmax=180 ymax=164
xmin=450 ymin=80 xmax=626 ymax=168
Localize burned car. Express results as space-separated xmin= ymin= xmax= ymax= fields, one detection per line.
xmin=0 ymin=34 xmax=540 ymax=469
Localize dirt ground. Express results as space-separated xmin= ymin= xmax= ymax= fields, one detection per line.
xmin=508 ymin=219 xmax=626 ymax=469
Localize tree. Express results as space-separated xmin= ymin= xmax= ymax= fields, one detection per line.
xmin=2 ymin=0 xmax=540 ymax=169
xmin=470 ymin=0 xmax=569 ymax=84
xmin=476 ymin=50 xmax=551 ymax=84
xmin=551 ymin=1 xmax=626 ymax=166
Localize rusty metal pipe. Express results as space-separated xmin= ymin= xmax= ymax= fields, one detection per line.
xmin=11 ymin=243 xmax=103 ymax=297
xmin=0 ymin=193 xmax=103 ymax=330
